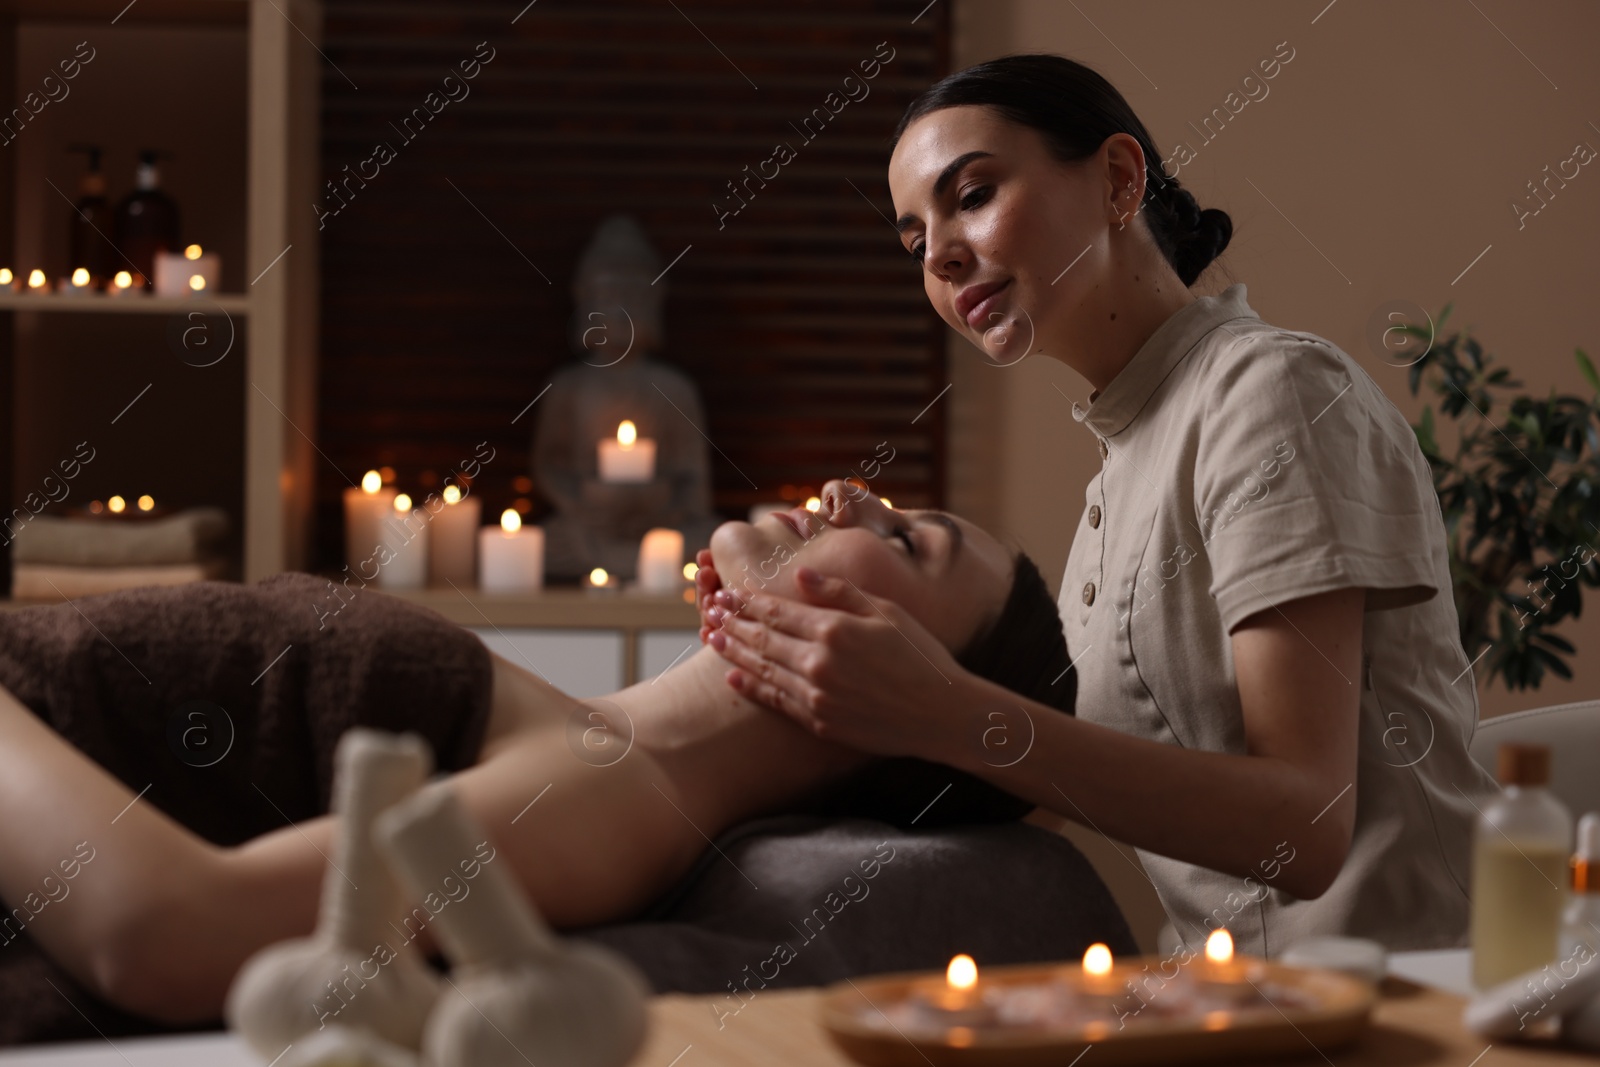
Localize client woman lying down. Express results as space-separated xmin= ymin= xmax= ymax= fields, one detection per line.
xmin=0 ymin=479 xmax=1079 ymax=1026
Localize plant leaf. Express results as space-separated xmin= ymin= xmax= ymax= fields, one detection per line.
xmin=1577 ymin=347 xmax=1600 ymax=395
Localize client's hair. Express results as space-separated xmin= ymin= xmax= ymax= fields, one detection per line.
xmin=800 ymin=551 xmax=1079 ymax=830
xmin=956 ymin=551 xmax=1075 ymax=718
xmin=890 ymin=53 xmax=1233 ymax=287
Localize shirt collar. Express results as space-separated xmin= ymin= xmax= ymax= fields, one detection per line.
xmin=1072 ymin=282 xmax=1259 ymax=437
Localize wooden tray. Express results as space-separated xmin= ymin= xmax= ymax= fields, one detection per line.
xmin=817 ymin=956 xmax=1378 ymax=1066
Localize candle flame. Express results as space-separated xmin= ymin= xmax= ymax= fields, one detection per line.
xmin=189 ymin=274 xmax=206 ymax=291
xmin=136 ymin=494 xmax=154 ymax=512
xmin=185 ymin=244 xmax=203 ymax=260
xmin=27 ymin=269 xmax=46 ymax=289
xmin=443 ymin=484 xmax=462 ymax=505
xmin=617 ymin=420 xmax=638 ymax=447
xmin=361 ymin=470 xmax=383 ymax=494
xmin=71 ymin=268 xmax=90 ymax=286
xmin=804 ymin=496 xmax=822 ymax=513
xmin=107 ymin=495 xmax=126 ymax=514
xmin=1083 ymin=942 xmax=1113 ymax=977
xmin=879 ymin=497 xmax=894 ymax=509
xmin=682 ymin=561 xmax=699 ymax=580
xmin=113 ymin=271 xmax=132 ymax=289
xmin=0 ymin=268 xmax=12 ymax=285
xmin=1205 ymin=928 xmax=1234 ymax=965
xmin=394 ymin=493 xmax=412 ymax=512
xmin=500 ymin=509 xmax=521 ymax=533
xmin=946 ymin=954 xmax=978 ymax=990
xmin=590 ymin=567 xmax=609 ymax=586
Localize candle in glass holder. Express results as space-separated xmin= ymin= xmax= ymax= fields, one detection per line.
xmin=343 ymin=470 xmax=398 ymax=571
xmin=154 ymin=244 xmax=221 ymax=297
xmin=479 ymin=509 xmax=543 ymax=593
xmin=636 ymin=528 xmax=684 ymax=593
xmin=428 ymin=484 xmax=481 ymax=586
xmin=377 ymin=493 xmax=430 ymax=589
xmin=597 ymin=420 xmax=656 ymax=483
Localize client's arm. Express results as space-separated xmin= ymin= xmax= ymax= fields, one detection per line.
xmin=0 ymin=648 xmax=873 ymax=1026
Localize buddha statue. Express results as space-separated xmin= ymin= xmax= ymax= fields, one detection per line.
xmin=532 ymin=215 xmax=720 ymax=583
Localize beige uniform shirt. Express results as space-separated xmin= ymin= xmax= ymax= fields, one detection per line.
xmin=1059 ymin=282 xmax=1499 ymax=956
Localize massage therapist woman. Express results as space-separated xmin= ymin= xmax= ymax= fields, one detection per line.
xmin=695 ymin=53 xmax=1498 ymax=956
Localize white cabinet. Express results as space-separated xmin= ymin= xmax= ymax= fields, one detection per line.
xmin=469 ymin=627 xmax=699 ymax=698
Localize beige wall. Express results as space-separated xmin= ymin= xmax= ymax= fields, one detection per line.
xmin=945 ymin=0 xmax=1600 ymax=951
xmin=947 ymin=0 xmax=1600 ymax=720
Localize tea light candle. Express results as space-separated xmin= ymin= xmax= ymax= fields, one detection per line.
xmin=1197 ymin=929 xmax=1258 ymax=1006
xmin=60 ymin=267 xmax=94 ymax=296
xmin=377 ymin=493 xmax=430 ymax=589
xmin=108 ymin=270 xmax=141 ymax=297
xmin=479 ymin=509 xmax=543 ymax=593
xmin=636 ymin=528 xmax=684 ymax=593
xmin=154 ymin=244 xmax=221 ymax=297
xmin=343 ymin=470 xmax=398 ymax=571
xmin=908 ymin=954 xmax=998 ymax=1029
xmin=26 ymin=269 xmax=47 ymax=293
xmin=597 ymin=420 xmax=655 ymax=483
xmin=428 ymin=484 xmax=481 ymax=586
xmin=0 ymin=268 xmax=14 ymax=291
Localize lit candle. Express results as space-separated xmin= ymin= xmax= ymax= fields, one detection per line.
xmin=1197 ymin=928 xmax=1259 ymax=1006
xmin=343 ymin=470 xmax=398 ymax=572
xmin=153 ymin=244 xmax=221 ymax=297
xmin=27 ymin=269 xmax=47 ymax=293
xmin=107 ymin=495 xmax=126 ymax=514
xmin=597 ymin=420 xmax=656 ymax=483
xmin=908 ymin=954 xmax=998 ymax=1028
xmin=0 ymin=268 xmax=14 ymax=291
xmin=108 ymin=270 xmax=139 ymax=297
xmin=1081 ymin=942 xmax=1118 ymax=997
xmin=136 ymin=494 xmax=155 ymax=512
xmin=636 ymin=528 xmax=684 ymax=593
xmin=479 ymin=509 xmax=544 ymax=593
xmin=428 ymin=484 xmax=482 ymax=586
xmin=376 ymin=493 xmax=430 ymax=589
xmin=60 ymin=267 xmax=94 ymax=296
xmin=587 ymin=566 xmax=616 ymax=593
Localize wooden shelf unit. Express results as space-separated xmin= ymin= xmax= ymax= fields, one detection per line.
xmin=0 ymin=0 xmax=322 ymax=595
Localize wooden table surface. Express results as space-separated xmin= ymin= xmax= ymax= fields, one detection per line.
xmin=636 ymin=978 xmax=1599 ymax=1067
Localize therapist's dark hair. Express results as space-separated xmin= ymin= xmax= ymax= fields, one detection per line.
xmin=890 ymin=53 xmax=1233 ymax=287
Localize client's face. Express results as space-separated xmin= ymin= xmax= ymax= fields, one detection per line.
xmin=708 ymin=481 xmax=1012 ymax=652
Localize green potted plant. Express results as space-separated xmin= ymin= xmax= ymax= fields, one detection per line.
xmin=1399 ymin=305 xmax=1600 ymax=689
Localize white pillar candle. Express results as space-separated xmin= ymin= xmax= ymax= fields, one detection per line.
xmin=479 ymin=509 xmax=544 ymax=593
xmin=636 ymin=528 xmax=684 ymax=593
xmin=343 ymin=470 xmax=397 ymax=572
xmin=428 ymin=485 xmax=481 ymax=586
xmin=154 ymin=244 xmax=222 ymax=297
xmin=377 ymin=494 xmax=430 ymax=590
xmin=597 ymin=419 xmax=656 ymax=483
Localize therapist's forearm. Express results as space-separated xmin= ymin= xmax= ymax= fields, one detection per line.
xmin=939 ymin=675 xmax=1350 ymax=901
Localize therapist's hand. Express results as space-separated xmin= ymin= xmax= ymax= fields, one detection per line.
xmin=693 ymin=548 xmax=735 ymax=644
xmin=706 ymin=565 xmax=965 ymax=761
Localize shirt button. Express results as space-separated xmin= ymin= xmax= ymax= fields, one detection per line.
xmin=1082 ymin=582 xmax=1096 ymax=606
xmin=1098 ymin=439 xmax=1109 ymax=460
xmin=1088 ymin=505 xmax=1102 ymax=529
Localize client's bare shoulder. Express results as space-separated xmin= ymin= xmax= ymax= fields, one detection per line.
xmin=475 ymin=651 xmax=586 ymax=761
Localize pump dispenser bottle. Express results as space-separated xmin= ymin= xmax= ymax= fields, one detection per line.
xmin=1470 ymin=743 xmax=1573 ymax=989
xmin=1560 ymin=813 xmax=1600 ymax=961
xmin=113 ymin=149 xmax=180 ymax=286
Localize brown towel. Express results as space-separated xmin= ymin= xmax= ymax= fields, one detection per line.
xmin=0 ymin=571 xmax=494 ymax=1045
xmin=9 ymin=507 xmax=230 ymax=567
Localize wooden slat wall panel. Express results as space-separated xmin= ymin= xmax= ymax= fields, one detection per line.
xmin=314 ymin=0 xmax=949 ymax=570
